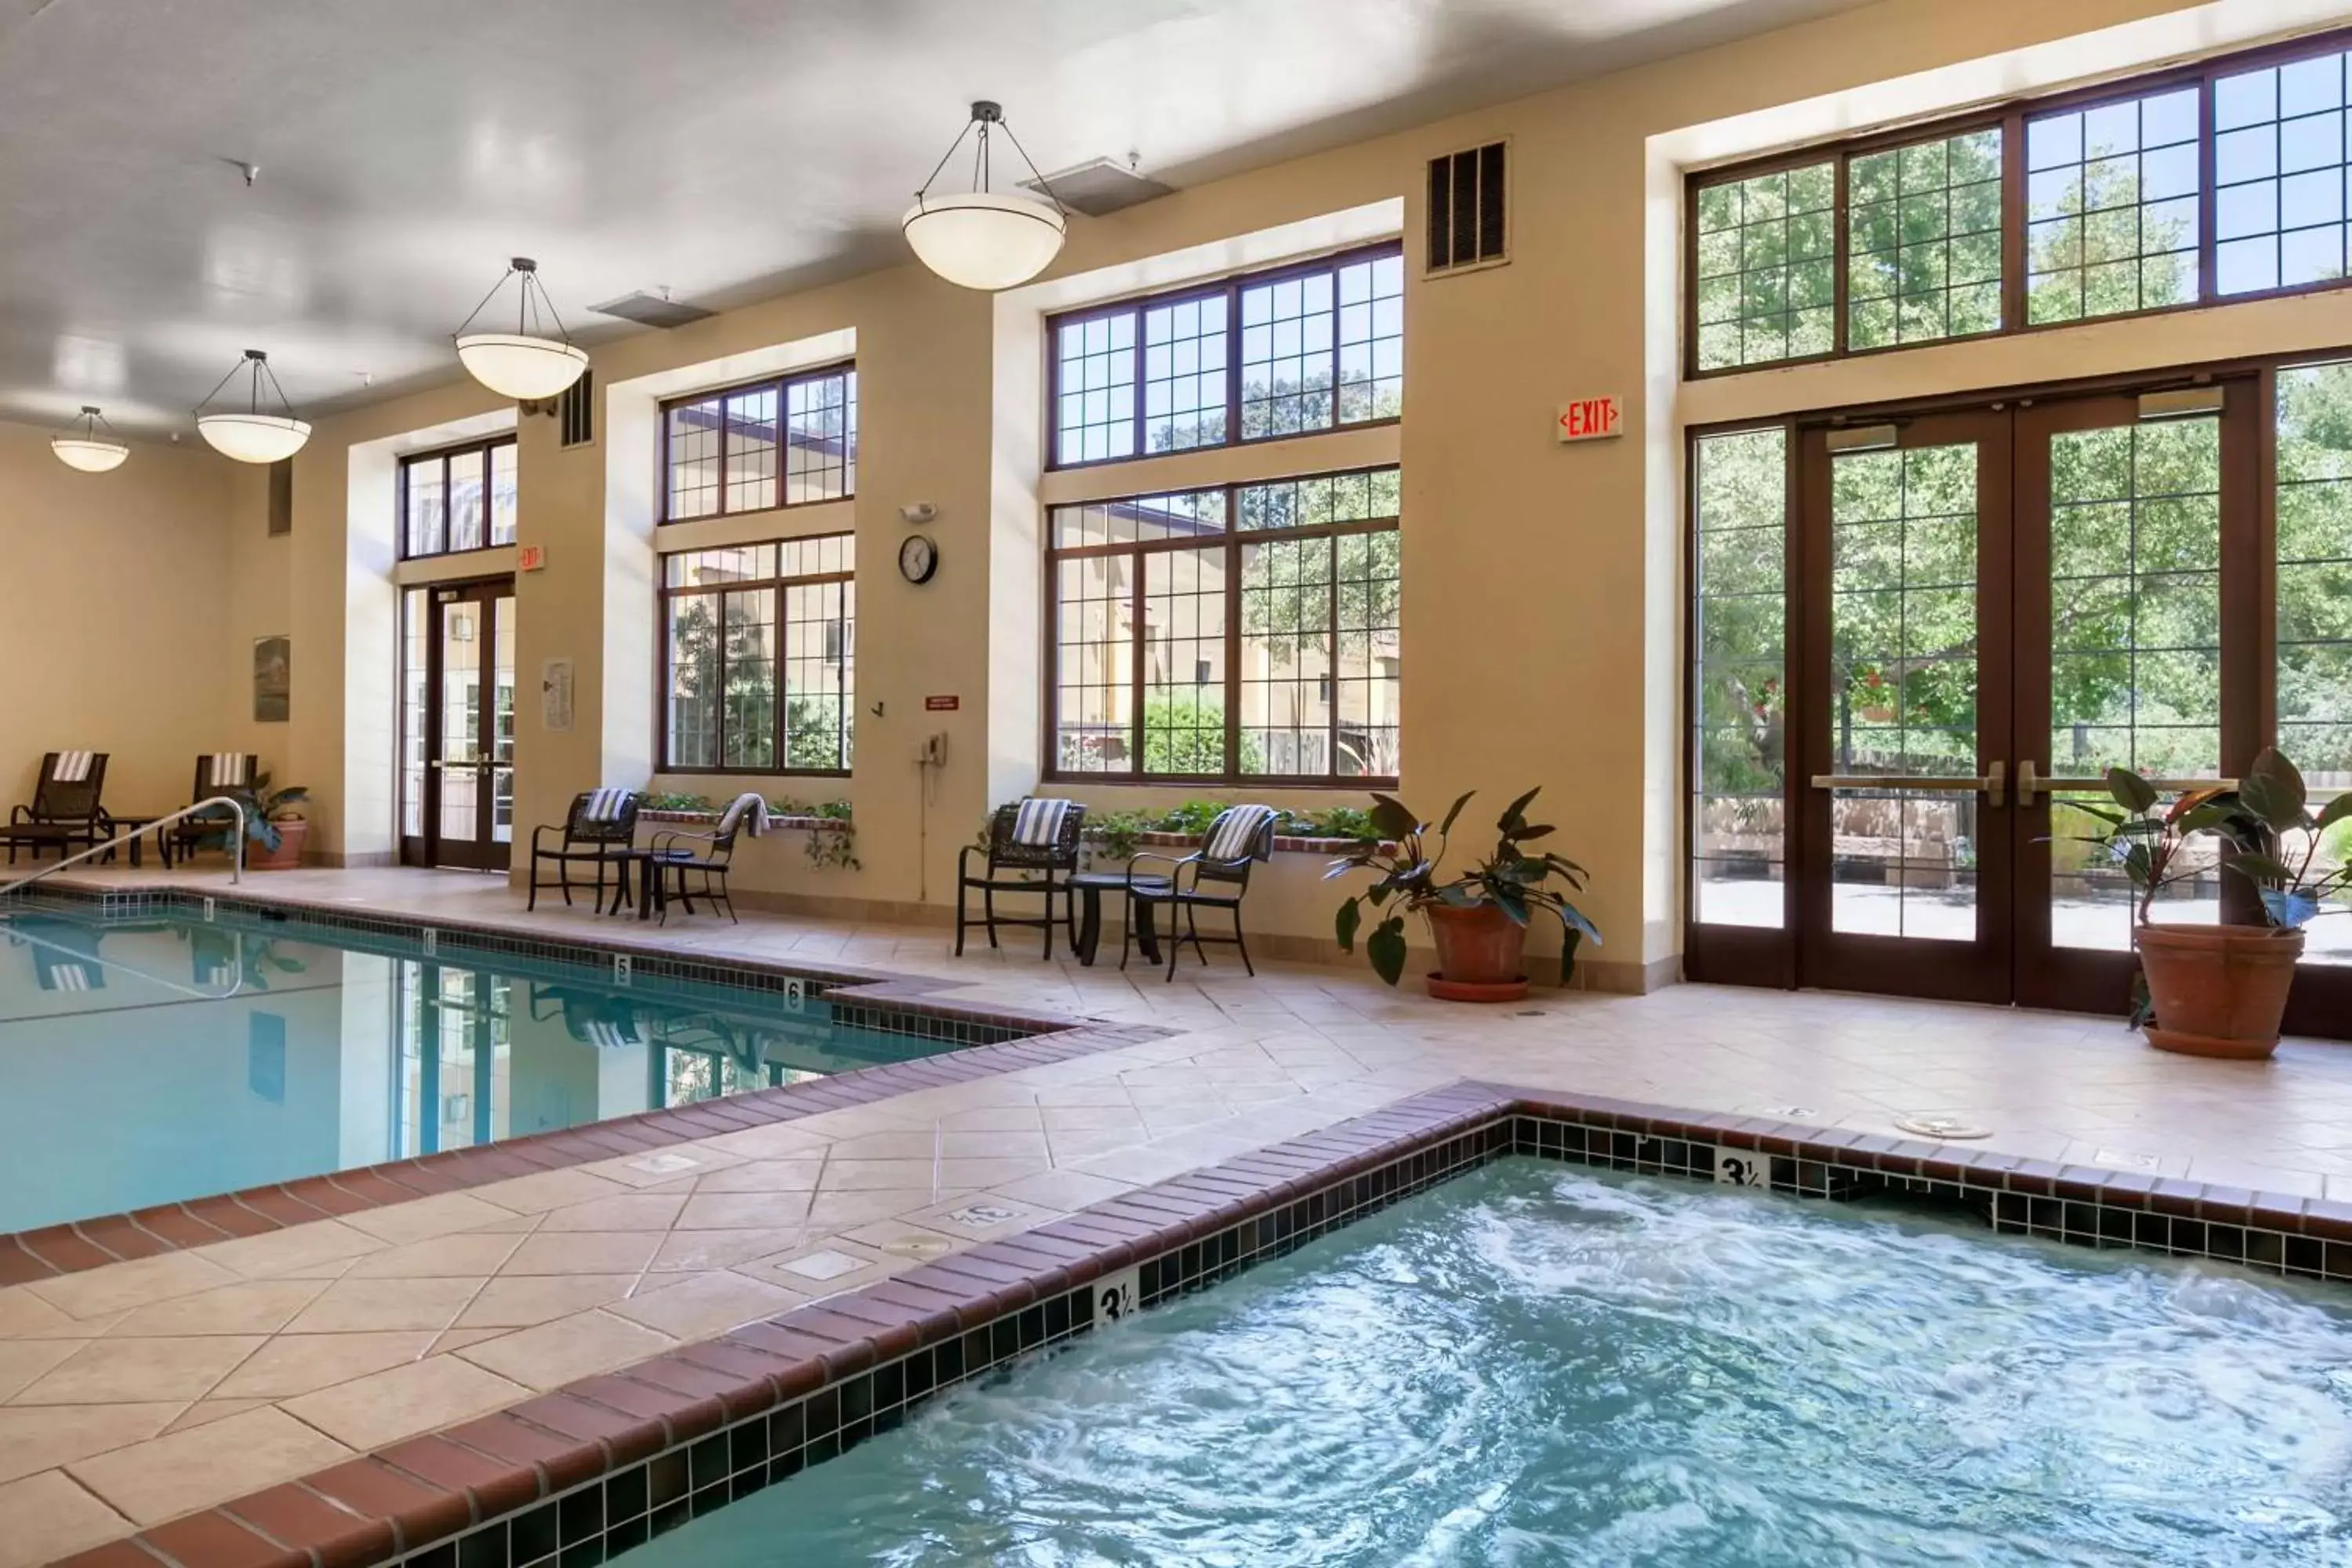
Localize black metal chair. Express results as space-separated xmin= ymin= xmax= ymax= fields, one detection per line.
xmin=956 ymin=799 xmax=1088 ymax=959
xmin=3 ymin=751 xmax=110 ymax=865
xmin=648 ymin=793 xmax=766 ymax=924
xmin=527 ymin=789 xmax=641 ymax=911
xmin=171 ymin=753 xmax=259 ymax=863
xmin=1124 ymin=804 xmax=1279 ymax=981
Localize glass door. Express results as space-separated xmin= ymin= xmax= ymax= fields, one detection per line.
xmin=407 ymin=579 xmax=515 ymax=871
xmin=1797 ymin=411 xmax=2016 ymax=1003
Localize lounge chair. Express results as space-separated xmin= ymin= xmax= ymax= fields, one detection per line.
xmin=1124 ymin=803 xmax=1278 ymax=980
xmin=2 ymin=751 xmax=110 ymax=865
xmin=648 ymin=793 xmax=768 ymax=924
xmin=956 ymin=798 xmax=1087 ymax=959
xmin=526 ymin=789 xmax=641 ymax=911
xmin=170 ymin=753 xmax=259 ymax=862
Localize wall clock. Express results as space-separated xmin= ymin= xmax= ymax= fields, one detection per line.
xmin=898 ymin=533 xmax=938 ymax=584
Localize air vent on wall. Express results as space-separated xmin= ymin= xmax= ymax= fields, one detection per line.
xmin=1021 ymin=157 xmax=1174 ymax=216
xmin=559 ymin=367 xmax=594 ymax=448
xmin=267 ymin=459 xmax=292 ymax=535
xmin=589 ymin=290 xmax=716 ymax=329
xmin=1427 ymin=140 xmax=1508 ymax=274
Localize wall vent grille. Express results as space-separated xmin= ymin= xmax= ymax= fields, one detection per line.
xmin=1426 ymin=140 xmax=1508 ymax=274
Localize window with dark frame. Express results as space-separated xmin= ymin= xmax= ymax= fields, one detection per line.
xmin=662 ymin=364 xmax=857 ymax=522
xmin=1686 ymin=27 xmax=2352 ymax=377
xmin=400 ymin=437 xmax=517 ymax=559
xmin=1048 ymin=245 xmax=1403 ymax=468
xmin=661 ymin=534 xmax=855 ymax=775
xmin=1047 ymin=466 xmax=1399 ymax=783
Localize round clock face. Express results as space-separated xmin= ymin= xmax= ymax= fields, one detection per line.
xmin=898 ymin=533 xmax=938 ymax=584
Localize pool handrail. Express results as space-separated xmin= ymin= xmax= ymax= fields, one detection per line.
xmin=0 ymin=795 xmax=245 ymax=898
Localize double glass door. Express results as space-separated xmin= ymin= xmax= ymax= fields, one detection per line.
xmin=405 ymin=579 xmax=516 ymax=871
xmin=1793 ymin=387 xmax=2257 ymax=1008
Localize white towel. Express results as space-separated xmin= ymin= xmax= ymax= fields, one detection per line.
xmin=52 ymin=751 xmax=93 ymax=783
xmin=49 ymin=963 xmax=91 ymax=992
xmin=583 ymin=1017 xmax=640 ymax=1049
xmin=582 ymin=787 xmax=633 ymax=822
xmin=1203 ymin=804 xmax=1277 ymax=863
xmin=717 ymin=793 xmax=771 ymax=840
xmin=1011 ymin=797 xmax=1073 ymax=848
xmin=206 ymin=753 xmax=249 ymax=788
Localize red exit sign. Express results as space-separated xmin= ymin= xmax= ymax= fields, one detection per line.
xmin=1556 ymin=396 xmax=1623 ymax=442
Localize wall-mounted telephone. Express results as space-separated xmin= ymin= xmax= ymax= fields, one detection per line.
xmin=916 ymin=732 xmax=949 ymax=768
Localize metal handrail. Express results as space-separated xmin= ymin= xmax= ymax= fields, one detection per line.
xmin=0 ymin=796 xmax=245 ymax=898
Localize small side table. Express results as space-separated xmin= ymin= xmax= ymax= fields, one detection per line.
xmin=100 ymin=814 xmax=175 ymax=869
xmin=1067 ymin=871 xmax=1170 ymax=967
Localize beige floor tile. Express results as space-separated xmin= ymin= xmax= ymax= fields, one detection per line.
xmin=198 ymin=1220 xmax=385 ymax=1281
xmin=693 ymin=1159 xmax=826 ymax=1193
xmin=608 ymin=1272 xmax=806 ymax=1339
xmin=538 ymin=1192 xmax=689 ymax=1233
xmin=209 ymin=1331 xmax=435 ymax=1400
xmin=935 ymin=1156 xmax=1051 ymax=1189
xmin=466 ymin=1167 xmax=635 ymax=1214
xmin=0 ymin=1290 xmax=75 ymax=1339
xmin=903 ymin=1195 xmax=1054 ymax=1243
xmin=644 ymin=1225 xmax=805 ymax=1274
xmin=985 ymin=1167 xmax=1136 ymax=1211
xmin=826 ymin=1131 xmax=938 ymax=1161
xmin=431 ymin=1327 xmax=510 ymax=1354
xmin=737 ymin=1240 xmax=892 ymax=1296
xmin=0 ymin=1403 xmax=183 ymax=1486
xmin=345 ymin=1231 xmax=529 ymax=1279
xmin=935 ymin=1105 xmax=1047 ymax=1132
xmin=819 ymin=1159 xmax=939 ymax=1192
xmin=26 ymin=1252 xmax=242 ymax=1323
xmin=107 ymin=1278 xmax=329 ymax=1338
xmin=0 ymin=1342 xmax=81 ymax=1403
xmin=455 ymin=1275 xmax=638 ymax=1330
xmin=283 ymin=1276 xmax=483 ymax=1334
xmin=937 ymin=1130 xmax=1051 ymax=1160
xmin=454 ymin=1312 xmax=675 ymax=1392
xmin=702 ymin=1124 xmax=833 ymax=1161
xmin=579 ymin=1148 xmax=746 ymax=1190
xmin=13 ymin=1335 xmax=264 ymax=1406
xmin=674 ymin=1192 xmax=811 ymax=1231
xmin=280 ymin=1354 xmax=531 ymax=1452
xmin=342 ymin=1192 xmax=518 ymax=1247
xmin=805 ymin=1187 xmax=947 ymax=1229
xmin=65 ymin=1406 xmax=351 ymax=1525
xmin=0 ymin=1469 xmax=135 ymax=1568
xmin=164 ymin=1397 xmax=271 ymax=1434
xmin=837 ymin=1222 xmax=967 ymax=1263
xmin=499 ymin=1231 xmax=662 ymax=1276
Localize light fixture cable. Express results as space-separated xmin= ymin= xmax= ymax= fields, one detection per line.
xmin=194 ymin=348 xmax=300 ymax=421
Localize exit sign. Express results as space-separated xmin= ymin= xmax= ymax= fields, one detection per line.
xmin=1557 ymin=396 xmax=1623 ymax=442
xmin=517 ymin=544 xmax=547 ymax=572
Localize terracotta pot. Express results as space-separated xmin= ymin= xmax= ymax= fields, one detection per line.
xmin=1425 ymin=902 xmax=1528 ymax=1002
xmin=2136 ymin=922 xmax=2303 ymax=1060
xmin=246 ymin=819 xmax=307 ymax=871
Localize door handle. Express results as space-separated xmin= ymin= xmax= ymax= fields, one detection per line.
xmin=1810 ymin=760 xmax=2005 ymax=808
xmin=2016 ymin=760 xmax=2238 ymax=807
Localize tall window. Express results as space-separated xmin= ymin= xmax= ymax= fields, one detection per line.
xmin=1048 ymin=245 xmax=1403 ymax=467
xmin=662 ymin=535 xmax=855 ymax=773
xmin=1048 ymin=467 xmax=1399 ymax=782
xmin=1690 ymin=427 xmax=1789 ymax=927
xmin=401 ymin=437 xmax=517 ymax=558
xmin=2275 ymin=361 xmax=2352 ymax=967
xmin=664 ymin=365 xmax=857 ymax=521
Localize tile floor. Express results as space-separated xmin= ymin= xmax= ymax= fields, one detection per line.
xmin=3 ymin=863 xmax=2350 ymax=1565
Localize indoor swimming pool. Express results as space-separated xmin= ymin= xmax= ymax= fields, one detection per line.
xmin=0 ymin=898 xmax=960 ymax=1233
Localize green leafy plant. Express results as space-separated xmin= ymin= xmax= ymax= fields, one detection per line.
xmin=1328 ymin=788 xmax=1601 ymax=986
xmin=642 ymin=790 xmax=716 ymax=813
xmin=2218 ymin=747 xmax=2352 ymax=930
xmin=1080 ymin=810 xmax=1152 ymax=867
xmin=191 ymin=773 xmax=310 ymax=854
xmin=1278 ymin=804 xmax=1377 ymax=841
xmin=2062 ymin=768 xmax=2238 ymax=927
xmin=803 ymin=802 xmax=859 ymax=871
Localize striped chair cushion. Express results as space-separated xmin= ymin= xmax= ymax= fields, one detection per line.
xmin=205 ymin=753 xmax=249 ymax=788
xmin=1203 ymin=804 xmax=1277 ymax=863
xmin=581 ymin=1016 xmax=640 ymax=1050
xmin=1010 ymin=797 xmax=1074 ymax=848
xmin=51 ymin=750 xmax=94 ymax=783
xmin=582 ymin=787 xmax=633 ymax=823
xmin=717 ymin=793 xmax=771 ymax=839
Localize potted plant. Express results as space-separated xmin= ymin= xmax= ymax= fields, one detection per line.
xmin=1328 ymin=788 xmax=1600 ymax=1001
xmin=191 ymin=774 xmax=311 ymax=870
xmin=2072 ymin=749 xmax=2345 ymax=1058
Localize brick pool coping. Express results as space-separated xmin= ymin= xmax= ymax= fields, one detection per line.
xmin=0 ymin=886 xmax=1159 ymax=1287
xmin=59 ymin=1079 xmax=2352 ymax=1568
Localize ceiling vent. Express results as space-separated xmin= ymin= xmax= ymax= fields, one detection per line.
xmin=589 ymin=290 xmax=716 ymax=329
xmin=1427 ymin=140 xmax=1508 ymax=274
xmin=1022 ymin=158 xmax=1174 ymax=217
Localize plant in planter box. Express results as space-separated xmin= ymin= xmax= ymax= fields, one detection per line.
xmin=191 ymin=775 xmax=310 ymax=869
xmin=1328 ymin=788 xmax=1600 ymax=1000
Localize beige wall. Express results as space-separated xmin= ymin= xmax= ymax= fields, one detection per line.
xmin=39 ymin=0 xmax=2350 ymax=991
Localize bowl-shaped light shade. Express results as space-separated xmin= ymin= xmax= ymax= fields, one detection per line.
xmin=197 ymin=412 xmax=311 ymax=464
xmin=50 ymin=435 xmax=129 ymax=473
xmin=902 ymin=191 xmax=1067 ymax=291
xmin=457 ymin=333 xmax=591 ymax=401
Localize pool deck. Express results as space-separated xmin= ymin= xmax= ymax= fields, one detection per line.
xmin=5 ymin=863 xmax=2352 ymax=1566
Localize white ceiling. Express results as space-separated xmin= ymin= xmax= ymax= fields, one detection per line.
xmin=0 ymin=0 xmax=1868 ymax=437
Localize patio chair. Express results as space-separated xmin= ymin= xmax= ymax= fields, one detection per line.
xmin=2 ymin=750 xmax=110 ymax=864
xmin=648 ymin=793 xmax=768 ymax=925
xmin=956 ymin=797 xmax=1087 ymax=959
xmin=170 ymin=753 xmax=258 ymax=862
xmin=1124 ymin=803 xmax=1278 ymax=981
xmin=526 ymin=788 xmax=641 ymax=911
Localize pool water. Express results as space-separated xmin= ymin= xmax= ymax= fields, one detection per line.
xmin=622 ymin=1159 xmax=2352 ymax=1567
xmin=0 ymin=902 xmax=948 ymax=1233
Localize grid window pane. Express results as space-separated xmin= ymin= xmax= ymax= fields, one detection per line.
xmin=1057 ymin=311 xmax=1138 ymax=465
xmin=1334 ymin=528 xmax=1402 ymax=777
xmin=784 ymin=579 xmax=854 ymax=771
xmin=786 ymin=371 xmax=852 ymax=503
xmin=448 ymin=451 xmax=485 ymax=553
xmin=664 ymin=368 xmax=855 ymax=521
xmin=1847 ymin=129 xmax=2005 ymax=349
xmin=668 ymin=397 xmax=721 ymax=520
xmin=1054 ymin=553 xmax=1137 ymax=772
xmin=1142 ymin=550 xmax=1228 ymax=775
xmin=405 ymin=458 xmax=445 ymax=557
xmin=666 ymin=595 xmax=720 ymax=768
xmin=1240 ymin=272 xmax=1336 ymax=437
xmin=398 ymin=439 xmax=518 ymax=561
xmin=1693 ymin=162 xmax=1835 ymax=369
xmin=2216 ymin=50 xmax=2351 ymax=294
xmin=2276 ymin=362 xmax=2352 ymax=966
xmin=660 ymin=533 xmax=854 ymax=774
xmin=1335 ymin=252 xmax=1404 ymax=423
xmin=489 ymin=443 xmax=518 ymax=546
xmin=1144 ymin=295 xmax=1229 ymax=452
xmin=2026 ymin=88 xmax=2201 ymax=324
xmin=1692 ymin=428 xmax=1790 ymax=928
xmin=727 ymin=387 xmax=779 ymax=513
xmin=401 ymin=588 xmax=429 ymax=837
xmin=1240 ymin=536 xmax=1335 ymax=775
xmin=720 ymin=589 xmax=777 ymax=771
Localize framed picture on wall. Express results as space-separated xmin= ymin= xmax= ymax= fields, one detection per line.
xmin=253 ymin=635 xmax=290 ymax=723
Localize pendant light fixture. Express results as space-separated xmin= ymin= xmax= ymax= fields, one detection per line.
xmin=902 ymin=101 xmax=1067 ymax=292
xmin=194 ymin=349 xmax=311 ymax=464
xmin=50 ymin=405 xmax=129 ymax=473
xmin=454 ymin=257 xmax=590 ymax=401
